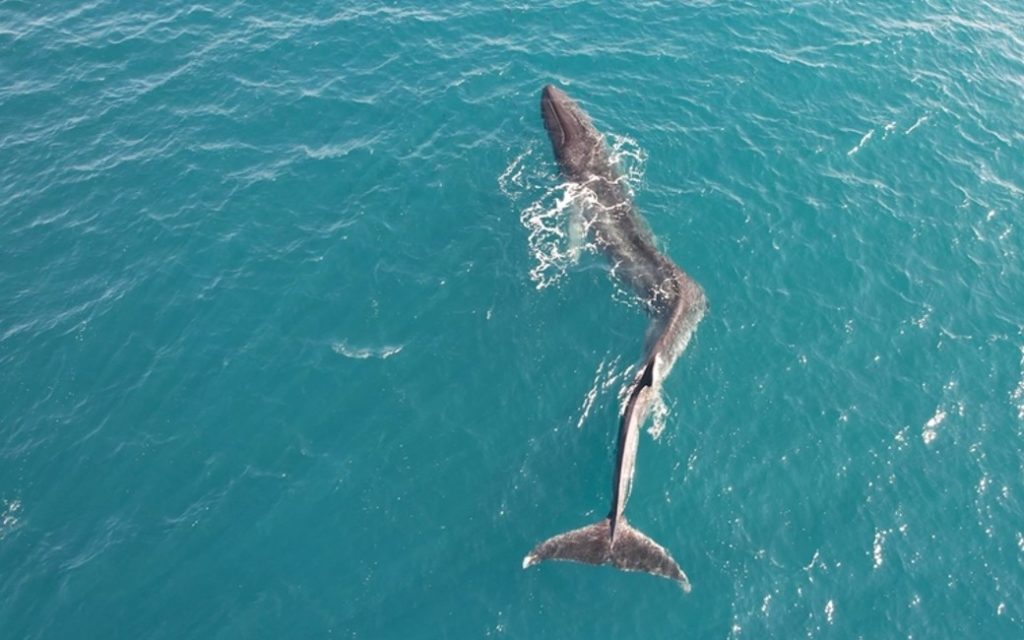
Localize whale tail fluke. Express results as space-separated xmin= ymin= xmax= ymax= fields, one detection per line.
xmin=523 ymin=517 xmax=691 ymax=591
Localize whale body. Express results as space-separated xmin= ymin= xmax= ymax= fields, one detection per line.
xmin=523 ymin=85 xmax=706 ymax=590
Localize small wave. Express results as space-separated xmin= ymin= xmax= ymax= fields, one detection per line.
xmin=847 ymin=128 xmax=874 ymax=156
xmin=576 ymin=356 xmax=625 ymax=429
xmin=906 ymin=115 xmax=928 ymax=135
xmin=332 ymin=341 xmax=404 ymax=360
xmin=297 ymin=139 xmax=371 ymax=160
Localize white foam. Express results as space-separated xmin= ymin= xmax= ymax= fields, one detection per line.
xmin=872 ymin=530 xmax=886 ymax=568
xmin=922 ymin=409 xmax=946 ymax=444
xmin=499 ymin=145 xmax=580 ymax=288
xmin=605 ymin=132 xmax=648 ymax=187
xmin=646 ymin=392 xmax=670 ymax=440
xmin=332 ymin=341 xmax=403 ymax=360
xmin=519 ymin=183 xmax=597 ymax=288
xmin=499 ymin=134 xmax=647 ymax=290
xmin=0 ymin=499 xmax=21 ymax=539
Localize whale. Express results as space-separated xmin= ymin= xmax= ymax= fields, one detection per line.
xmin=522 ymin=85 xmax=707 ymax=590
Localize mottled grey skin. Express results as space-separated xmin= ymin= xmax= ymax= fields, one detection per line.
xmin=524 ymin=85 xmax=706 ymax=589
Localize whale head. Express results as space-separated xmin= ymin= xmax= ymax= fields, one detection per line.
xmin=540 ymin=85 xmax=604 ymax=178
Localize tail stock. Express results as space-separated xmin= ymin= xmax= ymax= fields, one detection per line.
xmin=523 ymin=517 xmax=691 ymax=591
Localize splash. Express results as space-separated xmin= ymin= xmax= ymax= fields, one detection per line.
xmin=610 ymin=362 xmax=671 ymax=441
xmin=646 ymin=392 xmax=670 ymax=440
xmin=499 ymin=145 xmax=595 ymax=288
xmin=605 ymin=132 xmax=648 ymax=188
xmin=499 ymin=134 xmax=647 ymax=289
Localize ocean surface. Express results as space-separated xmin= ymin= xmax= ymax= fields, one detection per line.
xmin=2 ymin=1 xmax=1023 ymax=637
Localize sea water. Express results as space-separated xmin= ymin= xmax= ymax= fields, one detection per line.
xmin=2 ymin=1 xmax=1023 ymax=637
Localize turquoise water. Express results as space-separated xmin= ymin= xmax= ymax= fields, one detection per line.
xmin=2 ymin=1 xmax=1024 ymax=637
